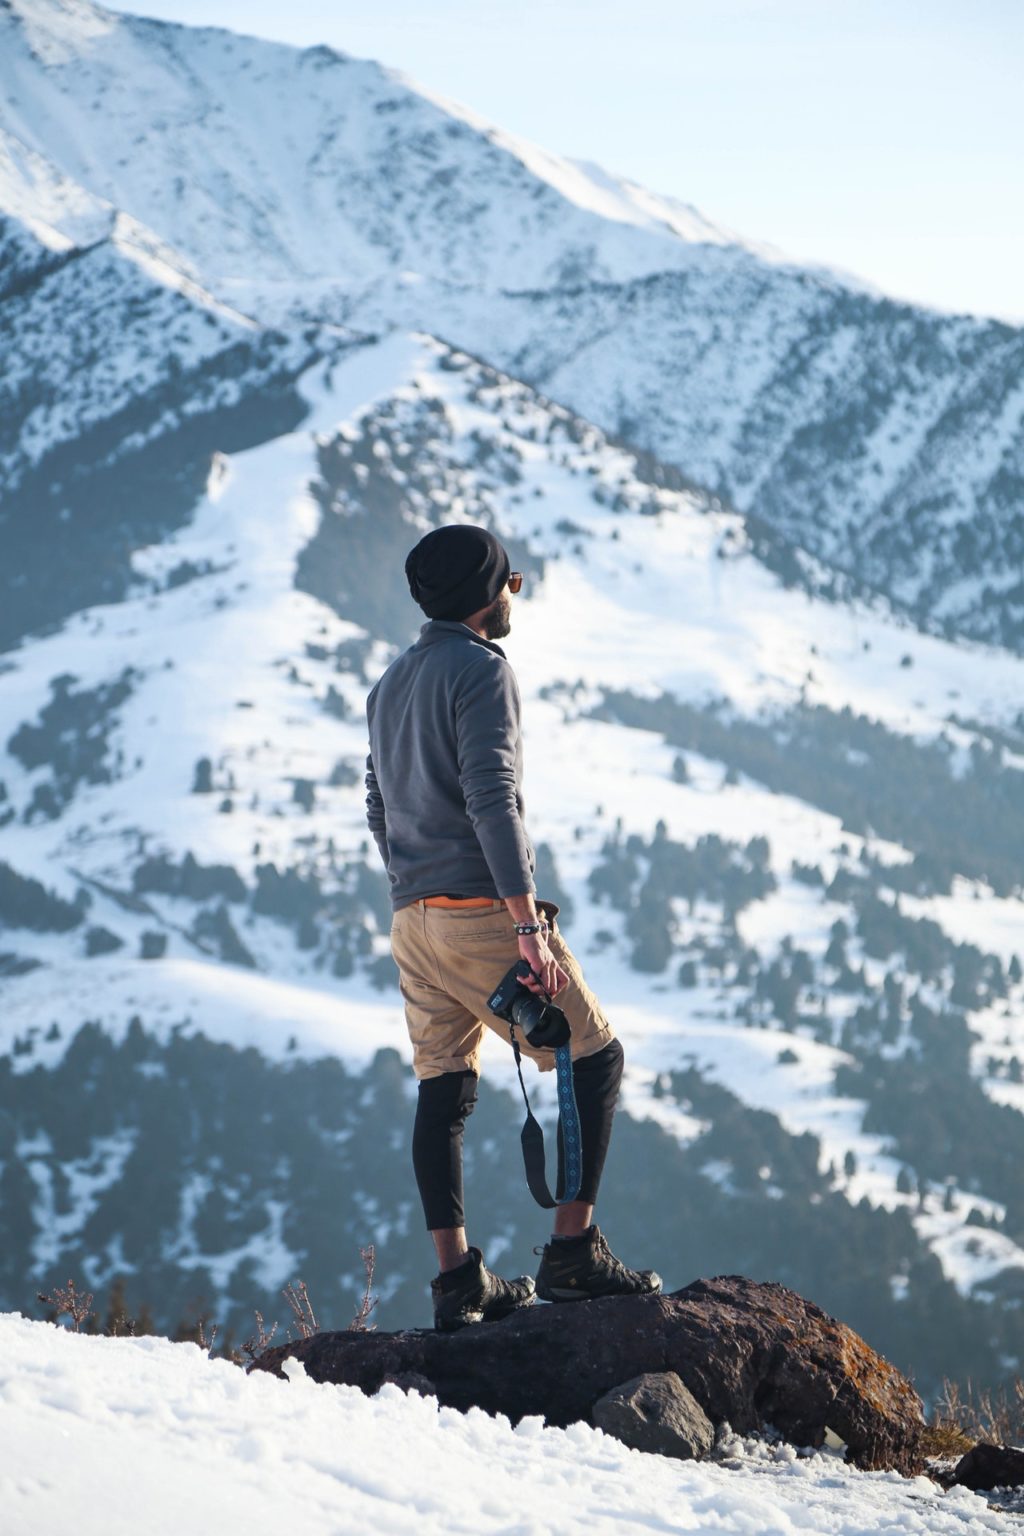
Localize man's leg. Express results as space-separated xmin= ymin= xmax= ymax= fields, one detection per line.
xmin=411 ymin=1069 xmax=478 ymax=1271
xmin=552 ymin=1036 xmax=624 ymax=1233
xmin=553 ymin=1202 xmax=593 ymax=1237
xmin=538 ymin=1036 xmax=661 ymax=1299
xmin=392 ymin=907 xmax=535 ymax=1327
xmin=410 ymin=1043 xmax=624 ymax=1261
xmin=391 ymin=902 xmax=485 ymax=1250
xmin=411 ymin=1044 xmax=621 ymax=1247
xmin=412 ymin=1067 xmax=535 ymax=1329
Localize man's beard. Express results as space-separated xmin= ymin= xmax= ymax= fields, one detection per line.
xmin=483 ymin=590 xmax=512 ymax=639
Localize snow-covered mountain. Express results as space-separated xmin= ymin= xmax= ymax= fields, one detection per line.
xmin=3 ymin=0 xmax=1023 ymax=649
xmin=0 ymin=0 xmax=760 ymax=291
xmin=3 ymin=0 xmax=1024 ymax=1402
xmin=4 ymin=329 xmax=1024 ymax=1393
xmin=0 ymin=208 xmax=303 ymax=494
xmin=0 ymin=195 xmax=319 ymax=649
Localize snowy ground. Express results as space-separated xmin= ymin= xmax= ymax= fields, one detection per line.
xmin=0 ymin=1312 xmax=1015 ymax=1536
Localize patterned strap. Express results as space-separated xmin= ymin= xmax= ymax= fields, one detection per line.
xmin=508 ymin=1025 xmax=582 ymax=1208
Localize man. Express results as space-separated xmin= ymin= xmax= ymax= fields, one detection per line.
xmin=365 ymin=523 xmax=661 ymax=1330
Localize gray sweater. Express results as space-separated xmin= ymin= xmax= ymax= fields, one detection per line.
xmin=365 ymin=620 xmax=536 ymax=909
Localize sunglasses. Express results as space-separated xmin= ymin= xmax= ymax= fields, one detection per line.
xmin=509 ymin=571 xmax=524 ymax=594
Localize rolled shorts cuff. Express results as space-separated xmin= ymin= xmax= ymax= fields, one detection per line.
xmin=412 ymin=1022 xmax=615 ymax=1081
xmin=415 ymin=1053 xmax=483 ymax=1082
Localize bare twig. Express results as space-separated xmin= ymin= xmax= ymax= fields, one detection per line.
xmin=38 ymin=1279 xmax=95 ymax=1332
xmin=282 ymin=1279 xmax=318 ymax=1340
xmin=350 ymin=1244 xmax=379 ymax=1332
xmin=241 ymin=1310 xmax=279 ymax=1366
xmin=196 ymin=1317 xmax=219 ymax=1354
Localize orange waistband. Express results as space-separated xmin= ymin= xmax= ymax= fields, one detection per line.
xmin=419 ymin=895 xmax=504 ymax=909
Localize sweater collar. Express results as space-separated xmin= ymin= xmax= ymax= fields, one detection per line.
xmin=417 ymin=619 xmax=507 ymax=660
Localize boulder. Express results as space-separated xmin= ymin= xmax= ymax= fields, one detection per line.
xmin=251 ymin=1274 xmax=925 ymax=1474
xmin=592 ymin=1371 xmax=714 ymax=1460
xmin=952 ymin=1442 xmax=1024 ymax=1491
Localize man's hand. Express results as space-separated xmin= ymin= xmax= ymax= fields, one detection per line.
xmin=518 ymin=930 xmax=568 ymax=999
xmin=503 ymin=892 xmax=568 ymax=998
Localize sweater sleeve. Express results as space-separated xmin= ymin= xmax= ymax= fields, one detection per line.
xmin=454 ymin=658 xmax=535 ymax=898
xmin=364 ymin=751 xmax=390 ymax=870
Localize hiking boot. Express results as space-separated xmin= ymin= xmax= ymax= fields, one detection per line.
xmin=431 ymin=1247 xmax=536 ymax=1332
xmin=534 ymin=1225 xmax=662 ymax=1302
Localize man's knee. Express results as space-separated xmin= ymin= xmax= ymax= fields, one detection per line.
xmin=414 ymin=1069 xmax=479 ymax=1130
xmin=573 ymin=1037 xmax=624 ymax=1099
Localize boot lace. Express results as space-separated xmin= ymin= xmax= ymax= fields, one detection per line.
xmin=489 ymin=1267 xmax=533 ymax=1302
xmin=594 ymin=1229 xmax=630 ymax=1280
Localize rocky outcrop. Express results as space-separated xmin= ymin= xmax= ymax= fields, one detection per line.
xmin=592 ymin=1371 xmax=714 ymax=1460
xmin=952 ymin=1442 xmax=1024 ymax=1492
xmin=252 ymin=1274 xmax=925 ymax=1474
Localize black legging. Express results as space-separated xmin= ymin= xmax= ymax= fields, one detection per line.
xmin=412 ymin=1038 xmax=625 ymax=1230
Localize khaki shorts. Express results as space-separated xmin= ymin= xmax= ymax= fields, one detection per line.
xmin=391 ymin=898 xmax=615 ymax=1080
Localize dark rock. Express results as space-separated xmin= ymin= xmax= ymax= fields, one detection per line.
xmin=251 ymin=1274 xmax=925 ymax=1474
xmin=953 ymin=1442 xmax=1024 ymax=1491
xmin=592 ymin=1371 xmax=714 ymax=1460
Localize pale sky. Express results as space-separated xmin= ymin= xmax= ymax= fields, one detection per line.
xmin=102 ymin=0 xmax=1023 ymax=323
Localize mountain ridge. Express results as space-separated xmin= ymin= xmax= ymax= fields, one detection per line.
xmin=2 ymin=0 xmax=1022 ymax=651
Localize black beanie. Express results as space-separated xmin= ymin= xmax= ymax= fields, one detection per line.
xmin=405 ymin=525 xmax=511 ymax=621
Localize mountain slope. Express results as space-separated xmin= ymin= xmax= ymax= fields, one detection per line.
xmin=0 ymin=207 xmax=306 ymax=493
xmin=0 ymin=202 xmax=319 ymax=650
xmin=4 ymin=332 xmax=1024 ymax=1391
xmin=2 ymin=0 xmax=1022 ymax=650
xmin=400 ymin=272 xmax=1024 ymax=648
xmin=0 ymin=0 xmax=753 ymax=294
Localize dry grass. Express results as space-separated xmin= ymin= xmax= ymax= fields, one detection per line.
xmin=924 ymin=1377 xmax=1024 ymax=1459
xmin=920 ymin=1420 xmax=976 ymax=1460
xmin=37 ymin=1250 xmax=380 ymax=1372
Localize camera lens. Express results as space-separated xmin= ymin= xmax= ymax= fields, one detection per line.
xmin=511 ymin=992 xmax=547 ymax=1032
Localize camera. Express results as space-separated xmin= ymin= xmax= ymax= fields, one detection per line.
xmin=487 ymin=961 xmax=571 ymax=1050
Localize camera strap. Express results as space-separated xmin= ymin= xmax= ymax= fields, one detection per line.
xmin=508 ymin=1027 xmax=582 ymax=1208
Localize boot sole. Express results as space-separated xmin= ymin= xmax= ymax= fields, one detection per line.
xmin=434 ymin=1295 xmax=536 ymax=1331
xmin=435 ymin=1315 xmax=482 ymax=1332
xmin=536 ymin=1284 xmax=663 ymax=1303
